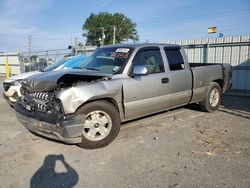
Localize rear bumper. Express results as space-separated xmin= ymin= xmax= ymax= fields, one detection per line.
xmin=15 ymin=104 xmax=85 ymax=144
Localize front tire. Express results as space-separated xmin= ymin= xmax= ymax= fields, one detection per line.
xmin=199 ymin=82 xmax=221 ymax=112
xmin=77 ymin=100 xmax=121 ymax=149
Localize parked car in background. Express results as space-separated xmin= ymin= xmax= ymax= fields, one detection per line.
xmin=14 ymin=43 xmax=232 ymax=149
xmin=24 ymin=57 xmax=50 ymax=72
xmin=3 ymin=54 xmax=88 ymax=106
xmin=52 ymin=54 xmax=88 ymax=70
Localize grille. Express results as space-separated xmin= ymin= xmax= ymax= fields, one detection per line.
xmin=32 ymin=92 xmax=50 ymax=101
xmin=31 ymin=92 xmax=50 ymax=110
xmin=37 ymin=103 xmax=46 ymax=110
xmin=3 ymin=82 xmax=11 ymax=92
xmin=21 ymin=90 xmax=61 ymax=114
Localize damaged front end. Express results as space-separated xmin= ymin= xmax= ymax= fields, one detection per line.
xmin=15 ymin=88 xmax=84 ymax=143
xmin=14 ymin=69 xmax=113 ymax=144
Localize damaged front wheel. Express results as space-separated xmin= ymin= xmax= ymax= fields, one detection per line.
xmin=77 ymin=100 xmax=121 ymax=149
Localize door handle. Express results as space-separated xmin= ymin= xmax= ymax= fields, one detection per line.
xmin=161 ymin=78 xmax=169 ymax=84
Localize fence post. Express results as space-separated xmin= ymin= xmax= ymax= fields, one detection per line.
xmin=203 ymin=43 xmax=209 ymax=63
xmin=4 ymin=54 xmax=10 ymax=79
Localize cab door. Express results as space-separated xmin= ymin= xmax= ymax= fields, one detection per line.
xmin=164 ymin=47 xmax=192 ymax=108
xmin=123 ymin=47 xmax=171 ymax=120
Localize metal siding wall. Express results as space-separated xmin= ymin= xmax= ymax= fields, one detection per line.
xmin=200 ymin=48 xmax=204 ymax=63
xmin=239 ymin=45 xmax=249 ymax=65
xmin=194 ymin=39 xmax=201 ymax=63
xmin=169 ymin=35 xmax=250 ymax=91
xmin=215 ymin=38 xmax=223 ymax=63
xmin=231 ymin=37 xmax=241 ymax=66
xmin=208 ymin=47 xmax=215 ymax=63
xmin=184 ymin=49 xmax=188 ymax=56
xmin=0 ymin=53 xmax=21 ymax=75
xmin=209 ymin=38 xmax=216 ymax=63
xmin=239 ymin=36 xmax=250 ymax=65
xmin=223 ymin=47 xmax=231 ymax=64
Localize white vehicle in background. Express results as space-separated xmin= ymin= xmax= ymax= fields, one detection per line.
xmin=3 ymin=71 xmax=40 ymax=105
xmin=3 ymin=54 xmax=88 ymax=106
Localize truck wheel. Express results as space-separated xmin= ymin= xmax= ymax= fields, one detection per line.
xmin=77 ymin=100 xmax=121 ymax=149
xmin=199 ymin=82 xmax=221 ymax=112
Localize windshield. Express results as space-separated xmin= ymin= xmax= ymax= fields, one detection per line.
xmin=79 ymin=47 xmax=133 ymax=74
xmin=43 ymin=58 xmax=69 ymax=72
xmin=63 ymin=55 xmax=88 ymax=69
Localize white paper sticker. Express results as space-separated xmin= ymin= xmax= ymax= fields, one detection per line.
xmin=115 ymin=48 xmax=130 ymax=53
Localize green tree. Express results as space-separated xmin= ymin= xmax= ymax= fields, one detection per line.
xmin=82 ymin=12 xmax=139 ymax=45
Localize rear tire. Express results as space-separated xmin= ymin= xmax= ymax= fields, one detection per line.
xmin=199 ymin=82 xmax=221 ymax=112
xmin=77 ymin=100 xmax=121 ymax=149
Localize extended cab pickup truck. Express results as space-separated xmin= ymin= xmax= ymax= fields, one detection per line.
xmin=14 ymin=44 xmax=232 ymax=149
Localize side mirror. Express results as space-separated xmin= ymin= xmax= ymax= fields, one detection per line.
xmin=132 ymin=65 xmax=148 ymax=76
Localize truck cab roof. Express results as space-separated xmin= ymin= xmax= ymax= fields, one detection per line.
xmin=100 ymin=43 xmax=181 ymax=49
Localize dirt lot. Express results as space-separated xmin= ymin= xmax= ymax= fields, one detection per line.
xmin=0 ymin=76 xmax=250 ymax=188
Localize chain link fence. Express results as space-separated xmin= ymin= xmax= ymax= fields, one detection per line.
xmin=19 ymin=46 xmax=96 ymax=73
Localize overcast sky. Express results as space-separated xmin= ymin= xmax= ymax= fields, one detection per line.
xmin=0 ymin=0 xmax=249 ymax=52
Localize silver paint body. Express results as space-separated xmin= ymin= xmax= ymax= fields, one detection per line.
xmin=55 ymin=44 xmax=231 ymax=122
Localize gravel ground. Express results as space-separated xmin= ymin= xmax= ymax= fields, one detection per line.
xmin=0 ymin=76 xmax=250 ymax=188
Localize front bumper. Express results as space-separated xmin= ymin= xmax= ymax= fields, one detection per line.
xmin=15 ymin=103 xmax=84 ymax=144
xmin=3 ymin=85 xmax=21 ymax=104
xmin=3 ymin=92 xmax=15 ymax=106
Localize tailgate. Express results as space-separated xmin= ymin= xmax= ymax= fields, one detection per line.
xmin=222 ymin=64 xmax=232 ymax=92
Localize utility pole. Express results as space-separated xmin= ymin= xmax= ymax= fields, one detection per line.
xmin=113 ymin=25 xmax=116 ymax=45
xmin=28 ymin=34 xmax=32 ymax=59
xmin=28 ymin=34 xmax=32 ymax=51
xmin=74 ymin=37 xmax=78 ymax=55
xmin=70 ymin=36 xmax=74 ymax=55
xmin=45 ymin=45 xmax=49 ymax=66
xmin=100 ymin=27 xmax=105 ymax=46
xmin=28 ymin=35 xmax=32 ymax=71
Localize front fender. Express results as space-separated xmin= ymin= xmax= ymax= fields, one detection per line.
xmin=56 ymin=79 xmax=123 ymax=115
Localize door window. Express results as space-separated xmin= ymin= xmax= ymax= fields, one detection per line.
xmin=133 ymin=49 xmax=165 ymax=74
xmin=164 ymin=48 xmax=185 ymax=71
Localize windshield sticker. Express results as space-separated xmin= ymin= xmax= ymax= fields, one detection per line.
xmin=113 ymin=52 xmax=129 ymax=59
xmin=115 ymin=48 xmax=130 ymax=53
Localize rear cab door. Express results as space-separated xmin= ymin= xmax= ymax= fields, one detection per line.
xmin=163 ymin=46 xmax=193 ymax=108
xmin=123 ymin=46 xmax=171 ymax=120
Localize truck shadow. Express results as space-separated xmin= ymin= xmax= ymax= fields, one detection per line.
xmin=30 ymin=154 xmax=79 ymax=188
xmin=218 ymin=95 xmax=250 ymax=120
xmin=221 ymin=95 xmax=250 ymax=112
xmin=183 ymin=95 xmax=250 ymax=120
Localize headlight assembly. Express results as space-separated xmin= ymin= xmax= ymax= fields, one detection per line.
xmin=10 ymin=80 xmax=21 ymax=86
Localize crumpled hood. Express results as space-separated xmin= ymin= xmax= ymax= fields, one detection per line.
xmin=21 ymin=69 xmax=112 ymax=92
xmin=4 ymin=71 xmax=40 ymax=83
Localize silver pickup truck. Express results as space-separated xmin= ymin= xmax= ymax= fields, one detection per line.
xmin=14 ymin=44 xmax=232 ymax=149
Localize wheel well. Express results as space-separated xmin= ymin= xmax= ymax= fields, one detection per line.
xmin=75 ymin=98 xmax=120 ymax=113
xmin=212 ymin=79 xmax=223 ymax=89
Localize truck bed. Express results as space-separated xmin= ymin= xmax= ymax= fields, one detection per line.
xmin=189 ymin=63 xmax=232 ymax=99
xmin=189 ymin=63 xmax=222 ymax=67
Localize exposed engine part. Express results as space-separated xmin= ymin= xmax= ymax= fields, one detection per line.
xmin=19 ymin=87 xmax=63 ymax=115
